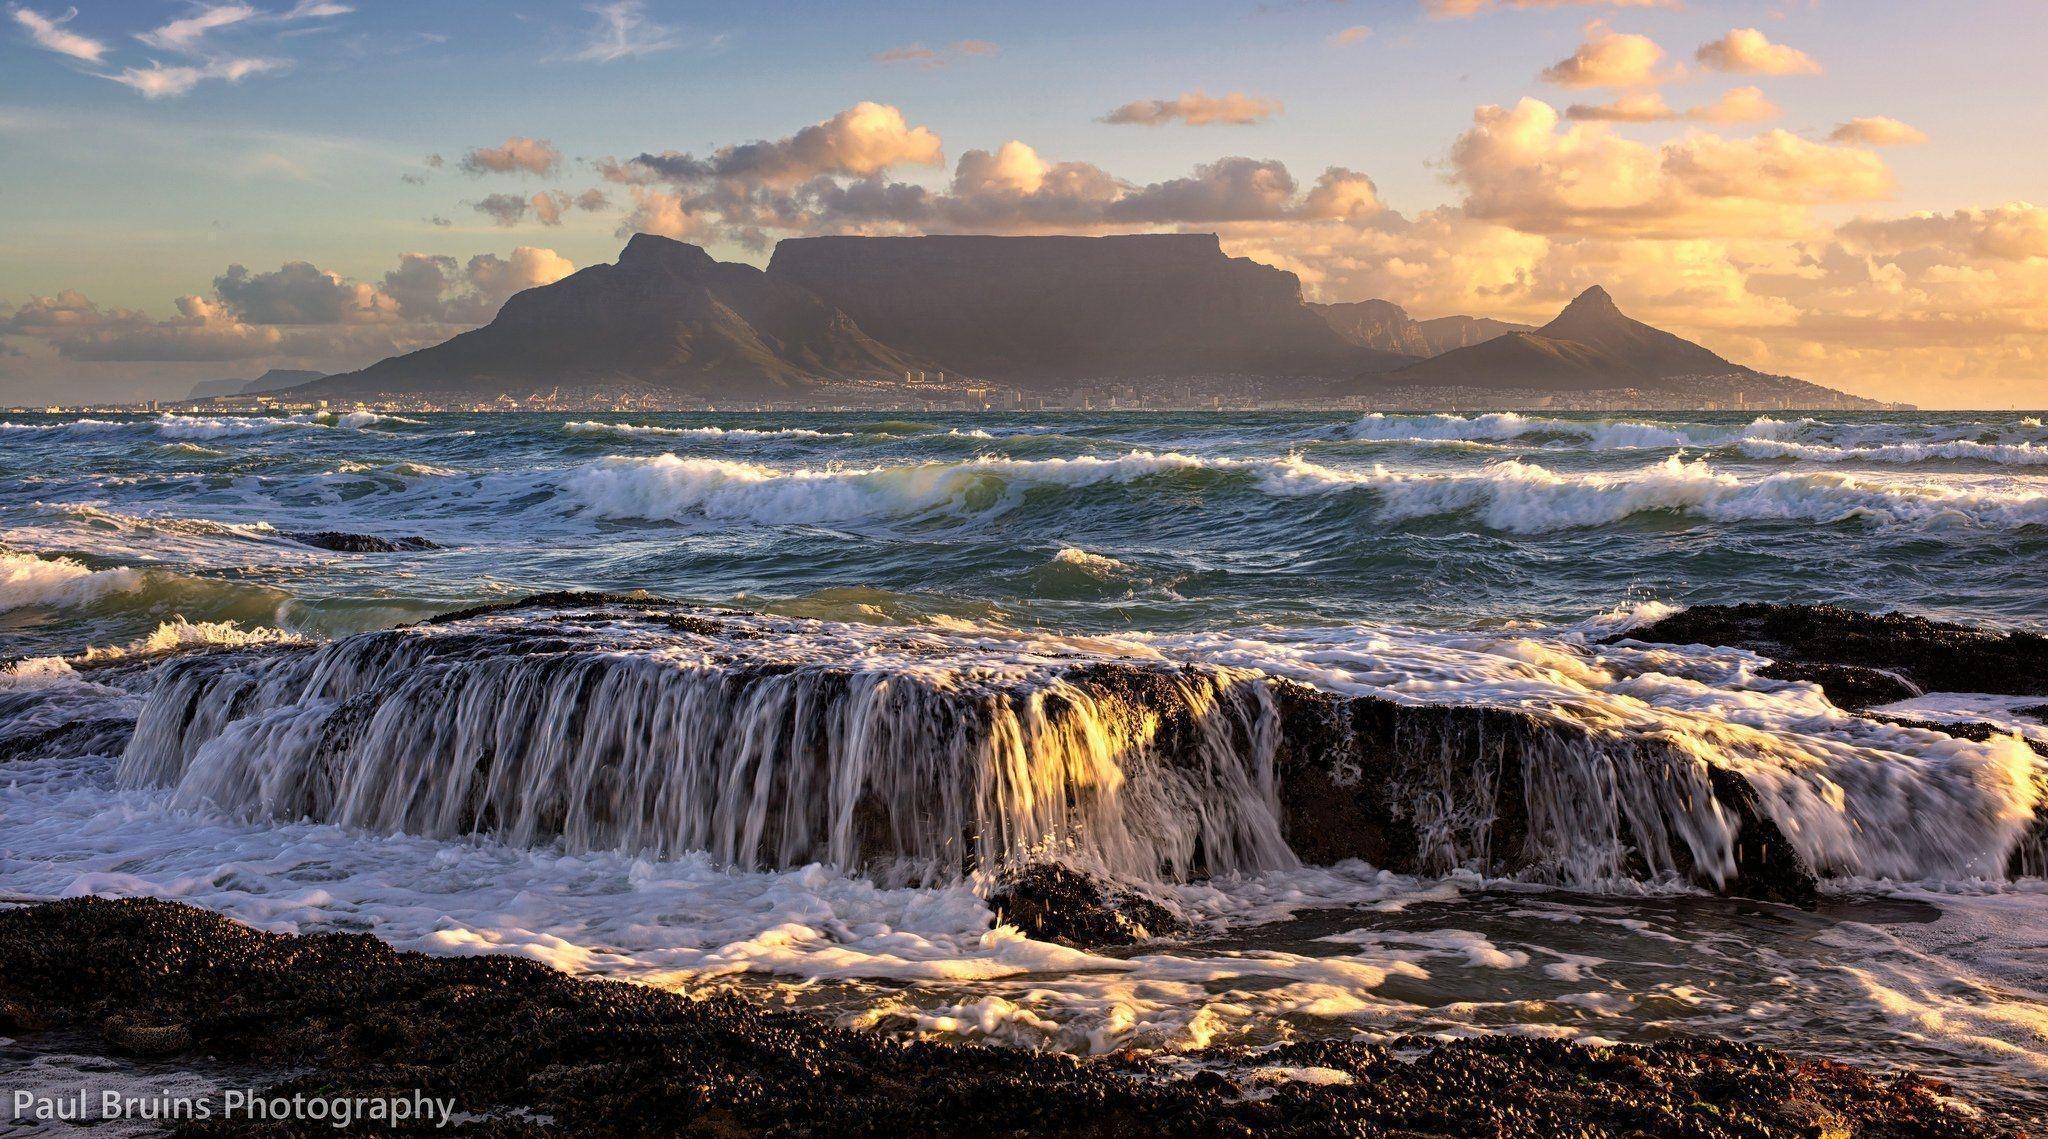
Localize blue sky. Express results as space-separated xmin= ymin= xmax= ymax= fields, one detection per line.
xmin=4 ymin=1 xmax=2046 ymax=405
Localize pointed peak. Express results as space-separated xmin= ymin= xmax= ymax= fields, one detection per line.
xmin=1560 ymin=285 xmax=1620 ymax=316
xmin=619 ymin=232 xmax=716 ymax=269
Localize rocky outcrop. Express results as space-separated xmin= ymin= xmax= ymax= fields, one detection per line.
xmin=1621 ymin=603 xmax=2048 ymax=699
xmin=283 ymin=530 xmax=438 ymax=553
xmin=768 ymin=233 xmax=1412 ymax=386
xmin=309 ymin=234 xmax=931 ymax=397
xmin=108 ymin=594 xmax=1824 ymax=902
xmin=0 ymin=897 xmax=2010 ymax=1138
xmin=987 ymin=863 xmax=1190 ymax=947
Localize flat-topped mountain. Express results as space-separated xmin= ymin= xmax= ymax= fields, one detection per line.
xmin=1313 ymin=299 xmax=1533 ymax=358
xmin=298 ymin=235 xmax=1886 ymax=408
xmin=309 ymin=235 xmax=930 ymax=397
xmin=769 ymin=233 xmax=1412 ymax=384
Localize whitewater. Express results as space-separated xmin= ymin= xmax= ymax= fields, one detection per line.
xmin=2 ymin=408 xmax=2045 ymax=1124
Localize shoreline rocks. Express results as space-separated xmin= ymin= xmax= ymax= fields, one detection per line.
xmin=283 ymin=531 xmax=439 ymax=553
xmin=0 ymin=897 xmax=2012 ymax=1138
xmin=1621 ymin=603 xmax=2048 ymax=703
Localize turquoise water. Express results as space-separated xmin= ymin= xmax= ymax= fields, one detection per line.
xmin=4 ymin=408 xmax=2046 ymax=655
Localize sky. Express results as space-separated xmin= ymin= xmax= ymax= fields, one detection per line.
xmin=2 ymin=0 xmax=2045 ymax=408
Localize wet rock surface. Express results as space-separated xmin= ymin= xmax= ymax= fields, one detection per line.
xmin=1624 ymin=603 xmax=2048 ymax=699
xmin=986 ymin=862 xmax=1190 ymax=947
xmin=283 ymin=531 xmax=439 ymax=553
xmin=0 ymin=898 xmax=2012 ymax=1138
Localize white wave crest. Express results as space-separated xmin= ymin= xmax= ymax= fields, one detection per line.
xmin=332 ymin=410 xmax=426 ymax=429
xmin=561 ymin=451 xmax=1212 ymax=525
xmin=0 ymin=419 xmax=125 ymax=435
xmin=151 ymin=413 xmax=323 ymax=440
xmin=1259 ymin=453 xmax=2048 ymax=532
xmin=0 ymin=550 xmax=146 ymax=612
xmin=1347 ymin=412 xmax=1690 ymax=450
xmin=1741 ymin=438 xmax=2048 ymax=467
xmin=565 ymin=421 xmax=847 ymax=441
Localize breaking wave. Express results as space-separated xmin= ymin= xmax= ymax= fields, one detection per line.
xmin=1741 ymin=437 xmax=2048 ymax=467
xmin=0 ymin=550 xmax=146 ymax=612
xmin=565 ymin=421 xmax=852 ymax=441
xmin=550 ymin=450 xmax=2048 ymax=533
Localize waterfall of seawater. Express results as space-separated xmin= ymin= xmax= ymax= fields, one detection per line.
xmin=116 ymin=609 xmax=2045 ymax=892
xmin=118 ymin=618 xmax=1300 ymax=885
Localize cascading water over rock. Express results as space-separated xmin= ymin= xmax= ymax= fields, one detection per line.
xmin=115 ymin=596 xmax=2043 ymax=900
xmin=118 ymin=602 xmax=1298 ymax=886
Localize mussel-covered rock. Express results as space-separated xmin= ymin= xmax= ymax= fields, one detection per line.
xmin=987 ymin=862 xmax=1191 ymax=947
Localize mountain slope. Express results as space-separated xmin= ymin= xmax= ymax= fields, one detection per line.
xmin=308 ymin=235 xmax=927 ymax=397
xmin=1375 ymin=286 xmax=1747 ymax=392
xmin=188 ymin=369 xmax=324 ymax=401
xmin=1414 ymin=315 xmax=1536 ymax=356
xmin=1314 ymin=300 xmax=1432 ymax=357
xmin=769 ymin=233 xmax=1411 ymax=385
xmin=1314 ymin=300 xmax=1531 ymax=358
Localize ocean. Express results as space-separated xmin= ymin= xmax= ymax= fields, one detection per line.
xmin=2 ymin=408 xmax=2045 ymax=1123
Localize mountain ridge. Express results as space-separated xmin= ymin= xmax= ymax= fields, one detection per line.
xmin=295 ymin=235 xmax=1889 ymax=409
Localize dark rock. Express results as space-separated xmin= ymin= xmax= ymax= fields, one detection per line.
xmin=1623 ymin=603 xmax=2048 ymax=698
xmin=102 ymin=1012 xmax=191 ymax=1057
xmin=1757 ymin=661 xmax=1920 ymax=711
xmin=284 ymin=531 xmax=439 ymax=553
xmin=117 ymin=594 xmax=1823 ymax=903
xmin=987 ymin=863 xmax=1190 ymax=948
xmin=0 ymin=898 xmax=2012 ymax=1138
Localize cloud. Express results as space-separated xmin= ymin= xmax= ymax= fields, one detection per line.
xmin=475 ymin=193 xmax=528 ymax=226
xmin=12 ymin=6 xmax=109 ymax=62
xmin=1836 ymin=204 xmax=2048 ymax=261
xmin=529 ymin=190 xmax=571 ymax=226
xmin=565 ymin=0 xmax=692 ymax=63
xmin=102 ymin=55 xmax=285 ymax=98
xmin=1829 ymin=117 xmax=1929 ymax=147
xmin=1450 ymin=97 xmax=1892 ymax=239
xmin=381 ymin=247 xmax=575 ymax=323
xmin=136 ymin=3 xmax=257 ymax=53
xmin=1539 ymin=22 xmax=1668 ymax=89
xmin=1566 ymin=86 xmax=1778 ymax=124
xmin=873 ymin=39 xmax=998 ymax=68
xmin=1330 ymin=25 xmax=1373 ymax=46
xmin=212 ymin=261 xmax=398 ymax=323
xmin=36 ymin=294 xmax=283 ymax=361
xmin=574 ymin=187 xmax=611 ymax=211
xmin=1 ymin=289 xmax=147 ymax=336
xmin=461 ymin=136 xmax=563 ymax=176
xmin=1101 ymin=91 xmax=1284 ymax=127
xmin=602 ymin=102 xmax=944 ymax=189
xmin=1695 ymin=28 xmax=1821 ymax=76
xmin=1425 ymin=0 xmax=1677 ymax=17
xmin=4 ymin=248 xmax=576 ymax=365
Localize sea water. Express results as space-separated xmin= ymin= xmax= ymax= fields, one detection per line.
xmin=1 ymin=408 xmax=2044 ymax=1123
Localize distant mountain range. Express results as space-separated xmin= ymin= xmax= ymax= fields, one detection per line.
xmin=1312 ymin=300 xmax=1534 ymax=358
xmin=284 ymin=233 xmax=1892 ymax=409
xmin=187 ymin=368 xmax=324 ymax=401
